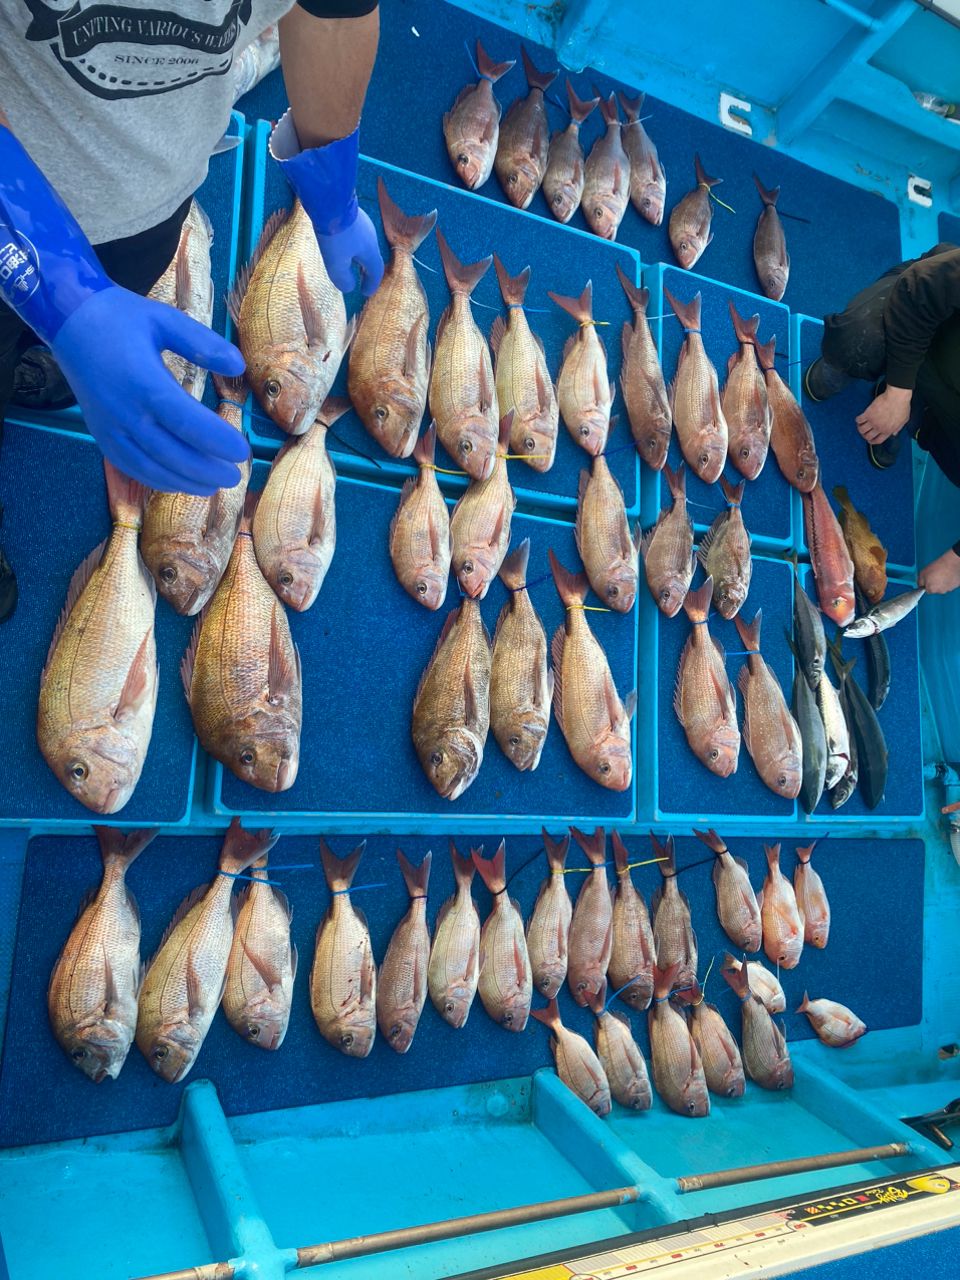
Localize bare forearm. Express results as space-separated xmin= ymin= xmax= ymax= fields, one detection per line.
xmin=279 ymin=8 xmax=379 ymax=147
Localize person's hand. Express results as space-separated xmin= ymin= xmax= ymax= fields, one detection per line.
xmin=316 ymin=207 xmax=383 ymax=297
xmin=52 ymin=286 xmax=250 ymax=495
xmin=919 ymin=547 xmax=960 ymax=594
xmin=855 ymin=385 xmax=912 ymax=444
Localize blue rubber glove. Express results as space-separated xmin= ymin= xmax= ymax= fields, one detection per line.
xmin=0 ymin=126 xmax=249 ymax=496
xmin=269 ymin=110 xmax=384 ymax=297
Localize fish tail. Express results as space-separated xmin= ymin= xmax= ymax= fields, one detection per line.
xmin=542 ymin=826 xmax=570 ymax=873
xmin=611 ymin=830 xmax=629 ymax=875
xmin=548 ymin=548 xmax=588 ymax=608
xmin=733 ymin=608 xmax=762 ymax=655
xmin=652 ymin=961 xmax=682 ymax=1001
xmin=719 ymin=474 xmax=746 ymax=508
xmin=435 ymin=228 xmax=492 ymax=297
xmin=103 ymin=459 xmax=148 ymax=525
xmin=319 ymin=837 xmax=366 ymax=893
xmin=212 ymin=372 xmax=249 ymax=406
xmin=618 ymin=89 xmax=644 ymax=122
xmin=530 ymin=996 xmax=561 ymax=1030
xmin=693 ymin=828 xmax=726 ymax=855
xmin=414 ymin=422 xmax=437 ymax=468
xmin=219 ymin=816 xmax=279 ymax=876
xmin=795 ymin=842 xmax=816 ymax=865
xmin=520 ymin=44 xmax=557 ymax=92
xmin=721 ymin=954 xmax=749 ymax=999
xmin=682 ymin=576 xmax=713 ymax=624
xmin=376 ymin=177 xmax=437 ymax=253
xmin=94 ymin=826 xmax=159 ymax=870
xmin=832 ymin=483 xmax=851 ymax=509
xmin=827 ymin=635 xmax=855 ymax=683
xmin=397 ymin=848 xmax=432 ymax=900
xmin=597 ymin=91 xmax=620 ymax=126
xmin=753 ymin=173 xmax=780 ymax=206
xmin=566 ymin=79 xmax=599 ymax=124
xmin=499 ymin=538 xmax=531 ymax=592
xmin=663 ymin=286 xmax=702 ymax=333
xmin=493 ymin=254 xmax=531 ymax=307
xmin=755 ymin=335 xmax=776 ymax=369
xmin=570 ymin=825 xmax=606 ymax=866
xmin=694 ymin=153 xmax=721 ymax=187
xmin=763 ymin=842 xmax=782 ymax=873
xmin=727 ymin=299 xmax=760 ymax=346
xmin=615 ymin=261 xmax=649 ymax=314
xmin=548 ymin=281 xmax=593 ymax=325
xmin=241 ymin=488 xmax=260 ymax=533
xmin=449 ymin=839 xmax=476 ymax=889
xmin=475 ymin=39 xmax=516 ymax=83
xmin=797 ymin=991 xmax=811 ymax=1013
xmin=650 ymin=831 xmax=676 ymax=877
xmin=472 ymin=840 xmax=506 ymax=894
xmin=663 ymin=460 xmax=686 ymax=502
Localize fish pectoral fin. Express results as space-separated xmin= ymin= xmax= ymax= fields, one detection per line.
xmin=513 ymin=936 xmax=528 ymax=987
xmin=534 ymin=359 xmax=550 ymax=413
xmin=186 ymin=953 xmax=206 ymax=1021
xmin=403 ymin=312 xmax=427 ymax=379
xmin=623 ymin=689 xmax=637 ymax=721
xmin=205 ymin=488 xmax=238 ymax=541
xmin=463 ymin=654 xmax=480 ymax=728
xmin=309 ymin=483 xmax=330 ymax=548
xmin=756 ymin=887 xmax=764 ymax=910
xmin=290 ymin=943 xmax=299 ymax=982
xmin=603 ymin=670 xmax=624 ymax=731
xmin=612 ymin=162 xmax=625 ymax=197
xmin=267 ymin=605 xmax=299 ymax=702
xmin=572 ymin=156 xmax=584 ymax=188
xmin=480 ymin=114 xmax=497 ymax=144
xmin=102 ymin=956 xmax=120 ymax=1016
xmin=478 ymin=352 xmax=495 ymax=414
xmin=486 ymin=500 xmax=508 ymax=550
xmin=114 ymin=628 xmax=157 ymax=723
xmin=242 ymin=936 xmax=284 ymax=990
xmin=297 ymin=260 xmax=327 ymax=348
xmin=427 ymin=507 xmax=444 ymax=564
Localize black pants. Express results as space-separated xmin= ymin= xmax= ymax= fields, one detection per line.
xmin=0 ymin=195 xmax=192 ymax=418
xmin=822 ymin=241 xmax=960 ymax=487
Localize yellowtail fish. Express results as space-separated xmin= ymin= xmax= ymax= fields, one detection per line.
xmin=473 ymin=842 xmax=532 ymax=1032
xmin=532 ymin=996 xmax=612 ymax=1115
xmin=310 ymin=839 xmax=377 ymax=1058
xmin=428 ymin=841 xmax=480 ymax=1028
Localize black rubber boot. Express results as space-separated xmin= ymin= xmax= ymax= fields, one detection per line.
xmin=867 ymin=434 xmax=903 ymax=470
xmin=803 ymin=356 xmax=853 ymax=402
xmin=10 ymin=346 xmax=76 ymax=412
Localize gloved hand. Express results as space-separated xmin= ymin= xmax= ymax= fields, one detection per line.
xmin=269 ymin=110 xmax=384 ymax=297
xmin=1 ymin=125 xmax=250 ymax=496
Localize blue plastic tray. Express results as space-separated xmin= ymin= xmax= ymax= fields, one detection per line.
xmin=800 ymin=567 xmax=923 ymax=823
xmin=654 ymin=555 xmax=798 ymax=823
xmin=10 ymin=111 xmax=248 ymax=440
xmin=644 ymin=263 xmax=795 ymax=549
xmin=0 ymin=828 xmax=924 ymax=1149
xmin=243 ymin=122 xmax=643 ymax=514
xmin=209 ymin=462 xmax=643 ymax=828
xmin=791 ymin=315 xmax=915 ymax=575
xmin=0 ymin=422 xmax=198 ymax=828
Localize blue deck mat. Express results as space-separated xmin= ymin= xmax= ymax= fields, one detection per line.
xmin=795 ymin=318 xmax=915 ymax=572
xmin=0 ymin=829 xmax=923 ymax=1147
xmin=236 ymin=1 xmax=902 ymax=319
xmin=0 ymin=423 xmax=196 ymax=826
xmin=214 ymin=462 xmax=640 ymax=824
xmin=801 ymin=568 xmax=923 ymax=821
xmin=794 ymin=1225 xmax=959 ymax=1277
xmin=244 ymin=132 xmax=643 ymax=514
xmin=649 ymin=263 xmax=793 ymax=546
xmin=656 ymin=556 xmax=797 ymax=821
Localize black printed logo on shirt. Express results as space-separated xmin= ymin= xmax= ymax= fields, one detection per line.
xmin=22 ymin=0 xmax=254 ymax=100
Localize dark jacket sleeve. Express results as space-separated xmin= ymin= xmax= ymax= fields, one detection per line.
xmin=297 ymin=0 xmax=378 ymax=15
xmin=883 ymin=249 xmax=960 ymax=390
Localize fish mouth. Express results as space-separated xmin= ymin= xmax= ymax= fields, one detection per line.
xmin=274 ymin=755 xmax=299 ymax=792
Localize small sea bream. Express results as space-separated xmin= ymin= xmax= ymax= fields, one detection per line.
xmin=616 ymin=263 xmax=672 ymax=470
xmin=698 ymin=476 xmax=752 ymax=620
xmin=640 ymin=461 xmax=694 ymax=618
xmin=723 ymin=302 xmax=771 ymax=481
xmin=549 ymin=281 xmax=615 ymax=457
xmin=758 ymin=842 xmax=804 ymax=969
xmin=648 ymin=962 xmax=709 ymax=1117
xmin=608 ymin=831 xmax=655 ymax=1011
xmin=473 ymin=843 xmax=533 ymax=1032
xmin=674 ymin=578 xmax=740 ymax=777
xmin=581 ymin=92 xmax=630 ymax=240
xmin=567 ymin=827 xmax=614 ymax=1006
xmin=526 ymin=828 xmax=573 ymax=999
xmin=389 ymin=423 xmax=452 ymax=611
xmin=377 ymin=850 xmax=432 ymax=1053
xmin=428 ymin=841 xmax=480 ymax=1028
xmin=494 ymin=46 xmax=556 ymax=209
xmin=665 ymin=288 xmax=728 ymax=484
xmin=532 ymin=996 xmax=612 ymax=1116
xmin=794 ymin=842 xmax=830 ymax=948
xmin=694 ymin=828 xmax=761 ymax=953
xmin=619 ymin=91 xmax=666 ymax=226
xmin=542 ymin=80 xmax=599 ymax=224
xmin=310 ymin=839 xmax=377 ymax=1058
xmin=443 ymin=40 xmax=515 ymax=190
xmin=490 ymin=540 xmax=552 ymax=772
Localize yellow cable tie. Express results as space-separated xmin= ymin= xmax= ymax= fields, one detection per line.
xmin=579 ymin=319 xmax=611 ymax=328
xmin=697 ymin=954 xmax=717 ymax=1006
xmin=567 ymin=602 xmax=612 ymax=613
xmin=113 ymin=521 xmax=141 ymax=531
xmin=625 ymin=855 xmax=669 ymax=870
xmin=422 ymin=462 xmax=469 ymax=476
xmin=501 ymin=453 xmax=551 ymax=461
xmin=709 ymin=190 xmax=736 ymax=214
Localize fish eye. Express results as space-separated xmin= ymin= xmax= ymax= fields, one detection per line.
xmin=599 ymin=761 xmax=611 ymax=775
xmin=524 ymin=437 xmax=535 ymax=451
xmin=239 ymin=748 xmax=256 ymax=767
xmin=71 ymin=1047 xmax=86 ymax=1061
xmin=415 ymin=580 xmax=428 ymax=596
xmin=457 ymin=153 xmax=468 ymax=166
xmin=797 ymin=468 xmax=806 ymax=480
xmin=680 ymin=241 xmax=688 ymax=252
xmin=154 ymin=1045 xmax=169 ymax=1061
xmin=578 ymin=424 xmax=590 ymax=438
xmin=374 ymin=405 xmax=388 ymax=423
xmin=778 ymin=773 xmax=788 ymax=788
xmin=553 ymin=193 xmax=563 ymax=206
xmin=247 ymin=1024 xmax=261 ymax=1039
xmin=160 ymin=565 xmax=177 ymax=584
xmin=508 ymin=173 xmax=518 ymax=185
xmin=278 ymin=570 xmax=294 ymax=587
xmin=740 ymin=447 xmax=750 ymax=460
xmin=608 ymin=585 xmax=619 ymax=598
xmin=686 ymin=1100 xmax=697 ymax=1114
xmin=430 ymin=750 xmax=443 ymax=766
xmin=594 ymin=206 xmax=604 ymax=219
xmin=459 ymin=438 xmax=473 ymax=455
xmin=462 ymin=559 xmax=474 ymax=574
xmin=710 ymin=747 xmax=720 ymax=761
xmin=509 ymin=735 xmax=521 ymax=747
xmin=502 ymin=1013 xmax=514 ymax=1026
xmin=389 ymin=1023 xmax=402 ymax=1040
xmin=444 ymin=1000 xmax=456 ymax=1014
xmin=340 ymin=1033 xmax=354 ymax=1048
xmin=660 ymin=588 xmax=671 ymax=603
xmin=832 ymin=597 xmax=842 ymax=608
xmin=264 ymin=378 xmax=281 ymax=399
xmin=699 ymin=452 xmax=709 ymax=466
xmin=69 ymin=761 xmax=88 ymax=781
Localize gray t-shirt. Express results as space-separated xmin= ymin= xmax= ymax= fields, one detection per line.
xmin=0 ymin=0 xmax=293 ymax=244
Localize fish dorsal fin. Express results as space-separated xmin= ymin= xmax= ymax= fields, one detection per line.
xmin=267 ymin=605 xmax=299 ymax=703
xmin=550 ymin=625 xmax=565 ymax=731
xmin=673 ymin=640 xmax=691 ymax=725
xmin=150 ymin=882 xmax=208 ymax=962
xmin=574 ymin=469 xmax=589 ymax=556
xmin=388 ymin=479 xmax=415 ymax=550
xmin=181 ymin=611 xmax=205 ymax=701
xmin=227 ymin=207 xmax=289 ymax=325
xmin=562 ymin=332 xmax=577 ymax=363
xmin=489 ymin=313 xmax=506 ymax=359
xmin=114 ymin=626 xmax=157 ymax=723
xmin=43 ymin=539 xmax=108 ymax=677
xmin=173 ymin=225 xmax=194 ymax=311
xmin=415 ymin=605 xmax=461 ymax=705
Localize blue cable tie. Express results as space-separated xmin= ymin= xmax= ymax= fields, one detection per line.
xmin=683 ymin=327 xmax=702 ymax=334
xmin=691 ymin=617 xmax=709 ymax=625
xmin=600 ymin=442 xmax=636 ymax=459
xmin=603 ymin=976 xmax=644 ymax=1011
xmin=726 ymin=500 xmax=741 ymax=508
xmin=509 ymin=571 xmax=552 ymax=593
xmin=332 ymin=881 xmax=388 ymax=895
xmin=727 ymin=649 xmax=760 ymax=656
xmin=409 ymin=894 xmax=428 ymax=901
xmin=219 ymin=398 xmax=246 ymax=410
xmin=219 ymin=870 xmax=270 ymax=882
xmin=652 ymin=993 xmax=671 ymax=1004
xmin=547 ymin=91 xmax=569 ymax=115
